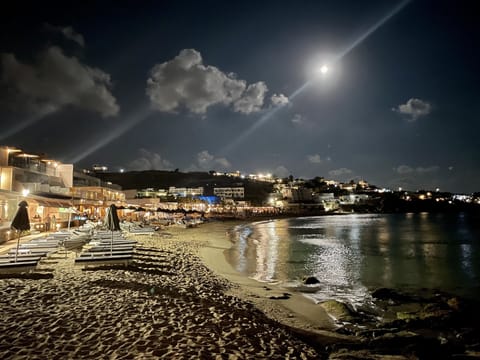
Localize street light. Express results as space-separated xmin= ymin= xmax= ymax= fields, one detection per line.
xmin=22 ymin=189 xmax=30 ymax=197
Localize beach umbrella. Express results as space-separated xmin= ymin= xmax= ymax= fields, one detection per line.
xmin=65 ymin=207 xmax=79 ymax=231
xmin=11 ymin=200 xmax=30 ymax=262
xmin=105 ymin=204 xmax=121 ymax=254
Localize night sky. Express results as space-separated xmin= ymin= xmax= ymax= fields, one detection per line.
xmin=1 ymin=0 xmax=479 ymax=193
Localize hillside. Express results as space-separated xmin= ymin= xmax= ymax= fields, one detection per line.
xmin=94 ymin=170 xmax=273 ymax=205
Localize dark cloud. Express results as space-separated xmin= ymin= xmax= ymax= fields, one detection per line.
xmin=273 ymin=165 xmax=290 ymax=178
xmin=394 ymin=165 xmax=439 ymax=174
xmin=0 ymin=46 xmax=119 ymax=116
xmin=329 ymin=168 xmax=353 ymax=178
xmin=187 ymin=150 xmax=231 ymax=171
xmin=128 ymin=149 xmax=172 ymax=171
xmin=307 ymin=154 xmax=322 ymax=164
xmin=45 ymin=23 xmax=85 ymax=47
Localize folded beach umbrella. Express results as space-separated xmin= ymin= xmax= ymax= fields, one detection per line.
xmin=105 ymin=204 xmax=121 ymax=254
xmin=11 ymin=200 xmax=31 ymax=262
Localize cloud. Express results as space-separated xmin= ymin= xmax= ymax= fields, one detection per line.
xmin=416 ymin=166 xmax=440 ymax=174
xmin=233 ymin=82 xmax=268 ymax=114
xmin=395 ymin=165 xmax=414 ymax=174
xmin=187 ymin=150 xmax=231 ymax=171
xmin=0 ymin=46 xmax=119 ymax=116
xmin=393 ymin=98 xmax=432 ymax=121
xmin=274 ymin=165 xmax=290 ymax=178
xmin=329 ymin=168 xmax=353 ymax=177
xmin=146 ymin=49 xmax=268 ymax=115
xmin=45 ymin=23 xmax=85 ymax=47
xmin=307 ymin=154 xmax=322 ymax=164
xmin=291 ymin=113 xmax=304 ymax=124
xmin=394 ymin=165 xmax=439 ymax=174
xmin=128 ymin=149 xmax=172 ymax=171
xmin=270 ymin=93 xmax=289 ymax=107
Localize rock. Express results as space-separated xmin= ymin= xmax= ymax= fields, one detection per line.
xmin=396 ymin=312 xmax=417 ymax=321
xmin=371 ymin=288 xmax=413 ymax=303
xmin=268 ymin=293 xmax=291 ymax=300
xmin=329 ymin=349 xmax=411 ymax=359
xmin=320 ymin=300 xmax=356 ymax=322
xmin=446 ymin=297 xmax=461 ymax=311
xmin=303 ymin=276 xmax=320 ymax=285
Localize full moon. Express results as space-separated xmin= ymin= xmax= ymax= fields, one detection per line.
xmin=320 ymin=65 xmax=329 ymax=74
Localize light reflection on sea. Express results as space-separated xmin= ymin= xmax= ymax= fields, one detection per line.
xmin=226 ymin=213 xmax=480 ymax=307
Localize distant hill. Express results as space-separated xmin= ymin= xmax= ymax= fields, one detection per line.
xmin=94 ymin=170 xmax=273 ymax=205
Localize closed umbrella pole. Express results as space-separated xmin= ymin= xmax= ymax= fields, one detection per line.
xmin=105 ymin=204 xmax=121 ymax=255
xmin=11 ymin=201 xmax=31 ymax=262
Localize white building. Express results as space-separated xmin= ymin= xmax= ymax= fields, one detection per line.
xmin=213 ymin=187 xmax=245 ymax=199
xmin=168 ymin=187 xmax=204 ymax=197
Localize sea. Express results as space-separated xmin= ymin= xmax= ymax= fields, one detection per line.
xmin=225 ymin=213 xmax=480 ymax=307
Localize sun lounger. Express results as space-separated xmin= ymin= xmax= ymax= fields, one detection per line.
xmin=86 ymin=245 xmax=134 ymax=252
xmin=74 ymin=254 xmax=133 ymax=267
xmin=79 ymin=250 xmax=133 ymax=257
xmin=125 ymin=228 xmax=155 ymax=235
xmin=8 ymin=248 xmax=51 ymax=256
xmin=90 ymin=240 xmax=137 ymax=246
xmin=0 ymin=256 xmax=42 ymax=263
xmin=0 ymin=261 xmax=38 ymax=273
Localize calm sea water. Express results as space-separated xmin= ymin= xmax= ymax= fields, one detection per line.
xmin=226 ymin=213 xmax=480 ymax=306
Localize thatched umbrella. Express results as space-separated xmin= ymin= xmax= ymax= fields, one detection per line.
xmin=11 ymin=200 xmax=30 ymax=262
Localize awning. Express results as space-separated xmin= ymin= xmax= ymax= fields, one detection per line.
xmin=29 ymin=197 xmax=73 ymax=208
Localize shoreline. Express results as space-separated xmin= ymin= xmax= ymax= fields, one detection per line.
xmin=196 ymin=220 xmax=480 ymax=358
xmin=197 ymin=221 xmax=337 ymax=332
xmin=1 ymin=222 xmax=478 ymax=358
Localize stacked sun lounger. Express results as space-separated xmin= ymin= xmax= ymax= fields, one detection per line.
xmin=8 ymin=238 xmax=60 ymax=257
xmin=0 ymin=248 xmax=45 ymax=273
xmin=123 ymin=225 xmax=156 ymax=235
xmin=0 ymin=257 xmax=40 ymax=273
xmin=74 ymin=231 xmax=137 ymax=267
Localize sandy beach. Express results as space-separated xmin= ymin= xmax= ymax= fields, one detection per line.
xmin=0 ymin=225 xmax=321 ymax=359
xmin=1 ymin=222 xmax=479 ymax=359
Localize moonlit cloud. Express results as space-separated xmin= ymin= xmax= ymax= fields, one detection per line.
xmin=0 ymin=46 xmax=119 ymax=116
xmin=291 ymin=113 xmax=304 ymax=124
xmin=233 ymin=82 xmax=268 ymax=114
xmin=395 ymin=165 xmax=414 ymax=174
xmin=416 ymin=165 xmax=440 ymax=174
xmin=146 ymin=49 xmax=268 ymax=115
xmin=329 ymin=168 xmax=353 ymax=177
xmin=45 ymin=23 xmax=85 ymax=47
xmin=274 ymin=165 xmax=290 ymax=178
xmin=394 ymin=165 xmax=439 ymax=174
xmin=187 ymin=150 xmax=231 ymax=171
xmin=128 ymin=148 xmax=172 ymax=171
xmin=270 ymin=93 xmax=289 ymax=107
xmin=307 ymin=154 xmax=322 ymax=164
xmin=393 ymin=98 xmax=432 ymax=121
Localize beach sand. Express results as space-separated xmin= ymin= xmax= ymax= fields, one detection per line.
xmin=1 ymin=223 xmax=477 ymax=359
xmin=0 ymin=225 xmax=323 ymax=359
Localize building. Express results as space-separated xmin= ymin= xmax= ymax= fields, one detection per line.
xmin=0 ymin=146 xmax=74 ymax=240
xmin=168 ymin=187 xmax=204 ymax=197
xmin=0 ymin=145 xmax=125 ymax=242
xmin=213 ymin=187 xmax=245 ymax=199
